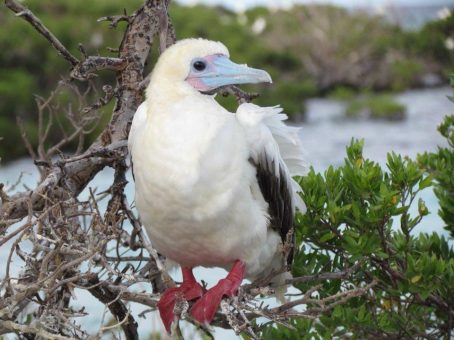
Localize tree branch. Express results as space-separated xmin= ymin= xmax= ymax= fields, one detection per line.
xmin=0 ymin=0 xmax=172 ymax=220
xmin=70 ymin=57 xmax=127 ymax=81
xmin=4 ymin=0 xmax=79 ymax=66
xmin=219 ymin=85 xmax=260 ymax=104
xmin=85 ymin=275 xmax=139 ymax=340
xmin=0 ymin=320 xmax=77 ymax=340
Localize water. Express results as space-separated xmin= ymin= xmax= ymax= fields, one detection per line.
xmin=0 ymin=86 xmax=452 ymax=339
xmin=301 ymin=87 xmax=451 ymax=170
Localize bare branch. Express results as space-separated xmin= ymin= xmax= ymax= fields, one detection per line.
xmin=70 ymin=57 xmax=127 ymax=81
xmin=218 ymin=85 xmax=259 ymax=104
xmin=97 ymin=13 xmax=132 ymax=28
xmin=16 ymin=116 xmax=38 ymax=161
xmin=85 ymin=275 xmax=139 ymax=340
xmin=4 ymin=0 xmax=79 ymax=66
xmin=0 ymin=320 xmax=77 ymax=340
xmin=285 ymin=260 xmax=364 ymax=285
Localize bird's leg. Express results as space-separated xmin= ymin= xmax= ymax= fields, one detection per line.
xmin=157 ymin=267 xmax=205 ymax=333
xmin=190 ymin=260 xmax=246 ymax=324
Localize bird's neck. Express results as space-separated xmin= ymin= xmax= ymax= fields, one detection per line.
xmin=145 ymin=81 xmax=220 ymax=119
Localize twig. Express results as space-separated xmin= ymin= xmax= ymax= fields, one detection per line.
xmin=285 ymin=260 xmax=363 ymax=285
xmin=85 ymin=275 xmax=139 ymax=340
xmin=218 ymin=85 xmax=259 ymax=104
xmin=0 ymin=320 xmax=77 ymax=340
xmin=97 ymin=13 xmax=132 ymax=28
xmin=4 ymin=0 xmax=79 ymax=66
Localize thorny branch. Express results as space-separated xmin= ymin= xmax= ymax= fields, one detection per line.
xmin=1 ymin=0 xmax=374 ymax=339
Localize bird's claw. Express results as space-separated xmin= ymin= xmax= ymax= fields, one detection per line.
xmin=190 ymin=260 xmax=246 ymax=324
xmin=158 ymin=279 xmax=205 ymax=333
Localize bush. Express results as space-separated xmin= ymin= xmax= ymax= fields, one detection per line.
xmin=390 ymin=59 xmax=425 ymax=91
xmin=418 ymin=80 xmax=454 ymax=237
xmin=260 ymin=113 xmax=454 ymax=338
xmin=345 ymin=94 xmax=406 ymax=121
xmin=328 ymin=86 xmax=357 ymax=101
xmin=260 ymin=78 xmax=454 ymax=337
xmin=412 ymin=13 xmax=454 ymax=68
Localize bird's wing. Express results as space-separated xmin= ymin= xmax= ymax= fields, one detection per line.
xmin=128 ymin=102 xmax=148 ymax=179
xmin=236 ymin=103 xmax=306 ymax=263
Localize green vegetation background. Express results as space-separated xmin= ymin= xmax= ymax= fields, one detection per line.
xmin=0 ymin=0 xmax=453 ymax=161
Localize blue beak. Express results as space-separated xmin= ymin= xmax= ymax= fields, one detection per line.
xmin=187 ymin=55 xmax=272 ymax=92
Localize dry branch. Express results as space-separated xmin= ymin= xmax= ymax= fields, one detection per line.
xmin=0 ymin=0 xmax=173 ymax=221
xmin=4 ymin=0 xmax=79 ymax=66
xmin=70 ymin=57 xmax=127 ymax=81
xmin=86 ymin=275 xmax=139 ymax=340
xmin=0 ymin=320 xmax=77 ymax=340
xmin=1 ymin=1 xmax=175 ymax=338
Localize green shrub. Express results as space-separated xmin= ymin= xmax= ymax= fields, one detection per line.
xmin=258 ymin=113 xmax=454 ymax=338
xmin=345 ymin=94 xmax=406 ymax=121
xmin=412 ymin=13 xmax=454 ymax=68
xmin=257 ymin=80 xmax=454 ymax=338
xmin=328 ymin=86 xmax=357 ymax=101
xmin=390 ymin=59 xmax=424 ymax=91
xmin=418 ymin=78 xmax=454 ymax=237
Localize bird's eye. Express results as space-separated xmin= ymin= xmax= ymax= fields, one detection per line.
xmin=193 ymin=60 xmax=207 ymax=72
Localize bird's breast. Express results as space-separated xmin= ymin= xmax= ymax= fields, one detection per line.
xmin=131 ymin=107 xmax=267 ymax=267
xmin=132 ymin=106 xmax=247 ymax=221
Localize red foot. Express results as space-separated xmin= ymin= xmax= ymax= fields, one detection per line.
xmin=190 ymin=260 xmax=246 ymax=324
xmin=157 ymin=267 xmax=205 ymax=333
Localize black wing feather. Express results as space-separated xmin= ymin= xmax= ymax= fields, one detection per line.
xmin=251 ymin=156 xmax=295 ymax=266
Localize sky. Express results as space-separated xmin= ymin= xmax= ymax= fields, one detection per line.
xmin=177 ymin=0 xmax=454 ymax=11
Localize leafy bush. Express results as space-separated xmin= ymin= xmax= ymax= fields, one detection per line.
xmin=390 ymin=59 xmax=425 ymax=91
xmin=345 ymin=94 xmax=406 ymax=121
xmin=411 ymin=12 xmax=454 ymax=68
xmin=418 ymin=78 xmax=454 ymax=237
xmin=259 ymin=113 xmax=454 ymax=338
xmin=328 ymin=86 xmax=357 ymax=101
xmin=259 ymin=79 xmax=454 ymax=338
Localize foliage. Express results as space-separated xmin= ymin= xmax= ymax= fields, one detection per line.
xmin=344 ymin=94 xmax=406 ymax=121
xmin=328 ymin=86 xmax=357 ymax=101
xmin=253 ymin=5 xmax=441 ymax=92
xmin=257 ymin=119 xmax=454 ymax=337
xmin=390 ymin=59 xmax=425 ymax=91
xmin=418 ymin=75 xmax=454 ymax=238
xmin=260 ymin=76 xmax=454 ymax=337
xmin=410 ymin=13 xmax=454 ymax=68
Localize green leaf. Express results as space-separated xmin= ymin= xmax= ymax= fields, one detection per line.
xmin=411 ymin=274 xmax=422 ymax=283
xmin=320 ymin=232 xmax=336 ymax=243
xmin=418 ymin=175 xmax=432 ymax=190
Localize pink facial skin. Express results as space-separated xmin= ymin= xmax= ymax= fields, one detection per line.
xmin=185 ymin=53 xmax=271 ymax=92
xmin=185 ymin=54 xmax=226 ymax=92
xmin=186 ymin=76 xmax=211 ymax=92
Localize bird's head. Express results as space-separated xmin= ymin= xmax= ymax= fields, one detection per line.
xmin=147 ymin=38 xmax=272 ymax=99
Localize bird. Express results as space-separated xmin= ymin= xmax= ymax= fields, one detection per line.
xmin=128 ymin=38 xmax=306 ymax=333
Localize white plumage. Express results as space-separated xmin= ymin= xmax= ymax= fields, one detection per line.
xmin=128 ymin=38 xmax=306 ymax=329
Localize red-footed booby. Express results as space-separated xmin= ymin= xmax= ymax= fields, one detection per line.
xmin=128 ymin=38 xmax=306 ymax=332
